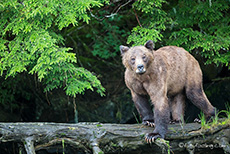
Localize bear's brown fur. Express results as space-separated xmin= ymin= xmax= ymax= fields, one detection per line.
xmin=120 ymin=40 xmax=216 ymax=143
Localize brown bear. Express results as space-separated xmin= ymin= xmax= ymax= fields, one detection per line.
xmin=120 ymin=40 xmax=216 ymax=143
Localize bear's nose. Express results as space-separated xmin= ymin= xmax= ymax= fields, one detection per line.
xmin=137 ymin=64 xmax=144 ymax=71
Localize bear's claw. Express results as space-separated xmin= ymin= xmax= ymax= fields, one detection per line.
xmin=169 ymin=119 xmax=182 ymax=124
xmin=143 ymin=121 xmax=155 ymax=127
xmin=194 ymin=118 xmax=201 ymax=123
xmin=145 ymin=133 xmax=161 ymax=143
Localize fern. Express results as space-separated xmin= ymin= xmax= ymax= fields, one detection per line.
xmin=0 ymin=0 xmax=107 ymax=97
xmin=127 ymin=0 xmax=171 ymax=46
xmin=127 ymin=0 xmax=230 ymax=68
xmin=166 ymin=0 xmax=230 ymax=67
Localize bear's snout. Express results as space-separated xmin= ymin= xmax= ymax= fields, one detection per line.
xmin=136 ymin=64 xmax=146 ymax=74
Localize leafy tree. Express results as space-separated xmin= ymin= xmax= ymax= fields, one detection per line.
xmin=167 ymin=0 xmax=230 ymax=67
xmin=127 ymin=0 xmax=171 ymax=46
xmin=0 ymin=0 xmax=108 ymax=100
xmin=89 ymin=14 xmax=128 ymax=59
xmin=129 ymin=0 xmax=230 ymax=67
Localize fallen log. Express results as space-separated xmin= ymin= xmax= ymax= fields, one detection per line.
xmin=0 ymin=119 xmax=229 ymax=154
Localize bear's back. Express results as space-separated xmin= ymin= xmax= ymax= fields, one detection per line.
xmin=155 ymin=46 xmax=198 ymax=71
xmin=155 ymin=46 xmax=191 ymax=71
xmin=154 ymin=46 xmax=201 ymax=95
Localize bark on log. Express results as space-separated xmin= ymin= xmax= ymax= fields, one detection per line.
xmin=0 ymin=120 xmax=229 ymax=154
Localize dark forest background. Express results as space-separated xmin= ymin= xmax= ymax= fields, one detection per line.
xmin=0 ymin=0 xmax=229 ymax=124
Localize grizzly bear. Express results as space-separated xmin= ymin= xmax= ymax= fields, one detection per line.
xmin=120 ymin=40 xmax=216 ymax=143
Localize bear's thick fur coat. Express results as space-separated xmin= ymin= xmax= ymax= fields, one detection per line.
xmin=120 ymin=40 xmax=216 ymax=143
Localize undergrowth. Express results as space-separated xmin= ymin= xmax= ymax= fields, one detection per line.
xmin=199 ymin=103 xmax=230 ymax=129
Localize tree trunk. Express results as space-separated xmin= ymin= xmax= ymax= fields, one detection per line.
xmin=0 ymin=120 xmax=229 ymax=154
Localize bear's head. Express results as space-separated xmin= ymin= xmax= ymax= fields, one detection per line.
xmin=120 ymin=40 xmax=154 ymax=75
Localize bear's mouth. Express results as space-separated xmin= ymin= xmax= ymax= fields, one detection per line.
xmin=135 ymin=68 xmax=146 ymax=74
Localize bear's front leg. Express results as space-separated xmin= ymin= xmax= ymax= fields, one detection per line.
xmin=131 ymin=91 xmax=155 ymax=127
xmin=145 ymin=97 xmax=170 ymax=143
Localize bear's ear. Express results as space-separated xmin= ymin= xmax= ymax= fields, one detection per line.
xmin=120 ymin=45 xmax=129 ymax=55
xmin=144 ymin=40 xmax=155 ymax=51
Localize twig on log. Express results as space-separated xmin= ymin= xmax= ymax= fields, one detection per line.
xmin=154 ymin=138 xmax=170 ymax=154
xmin=91 ymin=140 xmax=103 ymax=154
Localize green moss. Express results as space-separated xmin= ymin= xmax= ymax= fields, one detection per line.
xmin=61 ymin=133 xmax=66 ymax=136
xmin=111 ymin=142 xmax=119 ymax=147
xmin=169 ymin=127 xmax=177 ymax=133
xmin=156 ymin=138 xmax=170 ymax=154
xmin=162 ymin=140 xmax=170 ymax=154
xmin=96 ymin=124 xmax=102 ymax=127
xmin=140 ymin=134 xmax=145 ymax=138
xmin=68 ymin=127 xmax=76 ymax=130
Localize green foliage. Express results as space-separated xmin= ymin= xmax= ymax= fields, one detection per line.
xmin=198 ymin=112 xmax=207 ymax=128
xmin=227 ymin=103 xmax=230 ymax=117
xmin=127 ymin=0 xmax=230 ymax=67
xmin=133 ymin=112 xmax=140 ymax=124
xmin=87 ymin=10 xmax=129 ymax=59
xmin=167 ymin=0 xmax=230 ymax=67
xmin=0 ymin=78 xmax=20 ymax=109
xmin=62 ymin=139 xmax=65 ymax=154
xmin=199 ymin=108 xmax=230 ymax=129
xmin=224 ymin=103 xmax=230 ymax=119
xmin=0 ymin=0 xmax=106 ymax=97
xmin=127 ymin=0 xmax=170 ymax=46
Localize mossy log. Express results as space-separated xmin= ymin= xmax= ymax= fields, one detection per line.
xmin=0 ymin=120 xmax=230 ymax=154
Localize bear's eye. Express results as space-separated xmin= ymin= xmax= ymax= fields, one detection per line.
xmin=142 ymin=54 xmax=147 ymax=62
xmin=131 ymin=57 xmax=135 ymax=64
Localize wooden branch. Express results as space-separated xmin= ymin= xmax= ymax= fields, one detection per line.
xmin=0 ymin=120 xmax=229 ymax=154
xmin=24 ymin=136 xmax=36 ymax=154
xmin=133 ymin=8 xmax=142 ymax=27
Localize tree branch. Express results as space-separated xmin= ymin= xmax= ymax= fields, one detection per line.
xmin=90 ymin=0 xmax=133 ymax=21
xmin=24 ymin=137 xmax=36 ymax=154
xmin=133 ymin=8 xmax=142 ymax=27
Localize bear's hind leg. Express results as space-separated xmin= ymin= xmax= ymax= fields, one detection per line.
xmin=186 ymin=86 xmax=216 ymax=119
xmin=131 ymin=91 xmax=154 ymax=127
xmin=185 ymin=61 xmax=216 ymax=120
xmin=170 ymin=93 xmax=185 ymax=124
